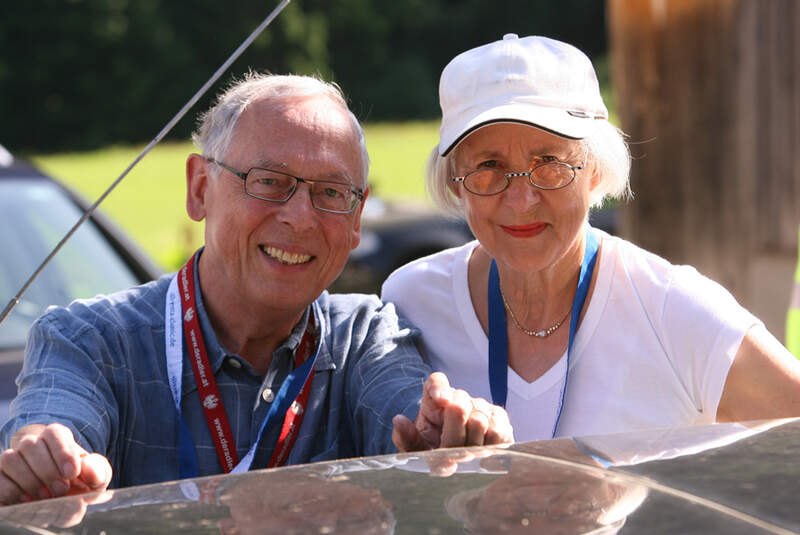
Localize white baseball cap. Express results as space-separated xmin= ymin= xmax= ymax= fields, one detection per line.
xmin=438 ymin=34 xmax=608 ymax=156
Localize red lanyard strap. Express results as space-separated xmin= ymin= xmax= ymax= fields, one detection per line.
xmin=180 ymin=256 xmax=239 ymax=472
xmin=267 ymin=323 xmax=315 ymax=468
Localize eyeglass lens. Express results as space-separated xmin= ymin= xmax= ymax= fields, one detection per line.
xmin=464 ymin=163 xmax=575 ymax=195
xmin=245 ymin=169 xmax=357 ymax=212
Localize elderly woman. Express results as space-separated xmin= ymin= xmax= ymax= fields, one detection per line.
xmin=381 ymin=34 xmax=800 ymax=441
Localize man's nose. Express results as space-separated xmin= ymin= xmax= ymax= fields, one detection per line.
xmin=276 ymin=182 xmax=317 ymax=228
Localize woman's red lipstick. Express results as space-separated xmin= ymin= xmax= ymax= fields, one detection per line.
xmin=500 ymin=222 xmax=547 ymax=238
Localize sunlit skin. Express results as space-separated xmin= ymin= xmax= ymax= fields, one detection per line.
xmin=185 ymin=95 xmax=367 ymax=374
xmin=451 ymin=123 xmax=602 ymax=382
xmin=453 ymin=124 xmax=597 ymax=275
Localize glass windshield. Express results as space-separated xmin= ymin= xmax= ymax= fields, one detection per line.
xmin=0 ymin=179 xmax=140 ymax=349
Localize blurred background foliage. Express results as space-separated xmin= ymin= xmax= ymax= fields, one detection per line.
xmin=2 ymin=0 xmax=607 ymax=153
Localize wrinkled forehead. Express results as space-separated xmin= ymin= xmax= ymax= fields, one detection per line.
xmin=229 ymin=95 xmax=364 ymax=183
xmin=237 ymin=95 xmax=358 ymax=143
xmin=455 ymin=121 xmax=584 ymax=161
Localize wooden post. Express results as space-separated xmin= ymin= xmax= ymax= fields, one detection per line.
xmin=607 ymin=0 xmax=800 ymax=340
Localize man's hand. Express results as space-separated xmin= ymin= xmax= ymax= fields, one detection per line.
xmin=0 ymin=423 xmax=112 ymax=505
xmin=392 ymin=372 xmax=513 ymax=453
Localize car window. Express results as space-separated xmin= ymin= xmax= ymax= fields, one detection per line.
xmin=0 ymin=179 xmax=140 ymax=349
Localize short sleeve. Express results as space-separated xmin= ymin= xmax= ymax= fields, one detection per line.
xmin=659 ymin=265 xmax=760 ymax=417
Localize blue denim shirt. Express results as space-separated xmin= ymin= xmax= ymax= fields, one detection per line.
xmin=1 ymin=268 xmax=429 ymax=489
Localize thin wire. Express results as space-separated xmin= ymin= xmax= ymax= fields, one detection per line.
xmin=0 ymin=0 xmax=291 ymax=325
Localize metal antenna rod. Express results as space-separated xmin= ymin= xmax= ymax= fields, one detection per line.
xmin=0 ymin=0 xmax=291 ymax=325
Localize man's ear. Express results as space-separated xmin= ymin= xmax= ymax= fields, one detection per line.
xmin=186 ymin=154 xmax=209 ymax=222
xmin=349 ymin=186 xmax=369 ymax=250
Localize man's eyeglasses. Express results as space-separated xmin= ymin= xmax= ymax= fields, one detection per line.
xmin=207 ymin=158 xmax=364 ymax=214
xmin=451 ymin=147 xmax=588 ymax=196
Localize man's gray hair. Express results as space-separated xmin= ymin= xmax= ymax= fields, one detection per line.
xmin=426 ymin=121 xmax=631 ymax=217
xmin=192 ymin=72 xmax=370 ymax=188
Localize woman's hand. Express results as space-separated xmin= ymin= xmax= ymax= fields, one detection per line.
xmin=391 ymin=372 xmax=514 ymax=452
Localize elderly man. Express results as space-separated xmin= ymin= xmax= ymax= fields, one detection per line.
xmin=0 ymin=73 xmax=511 ymax=504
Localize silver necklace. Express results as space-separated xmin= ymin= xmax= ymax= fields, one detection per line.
xmin=499 ymin=285 xmax=571 ymax=338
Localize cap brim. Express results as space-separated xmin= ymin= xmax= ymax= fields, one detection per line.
xmin=439 ymin=103 xmax=596 ymax=156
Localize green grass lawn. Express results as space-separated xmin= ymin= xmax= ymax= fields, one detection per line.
xmin=31 ymin=120 xmax=440 ymax=271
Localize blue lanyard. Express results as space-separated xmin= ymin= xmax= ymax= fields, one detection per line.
xmin=488 ymin=227 xmax=599 ymax=438
xmin=232 ymin=350 xmax=316 ymax=473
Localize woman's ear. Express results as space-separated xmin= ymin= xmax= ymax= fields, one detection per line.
xmin=442 ymin=150 xmax=462 ymax=199
xmin=585 ymin=155 xmax=603 ymax=193
xmin=186 ymin=153 xmax=210 ymax=222
xmin=447 ymin=176 xmax=463 ymax=199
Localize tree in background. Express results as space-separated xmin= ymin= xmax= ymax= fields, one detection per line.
xmin=1 ymin=0 xmax=606 ymax=152
xmin=608 ymin=0 xmax=800 ymax=341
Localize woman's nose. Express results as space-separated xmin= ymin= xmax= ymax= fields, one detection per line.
xmin=503 ymin=172 xmax=542 ymax=206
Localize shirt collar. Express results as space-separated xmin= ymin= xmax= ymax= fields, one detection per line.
xmin=280 ymin=306 xmax=310 ymax=358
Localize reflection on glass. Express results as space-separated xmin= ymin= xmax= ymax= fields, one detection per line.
xmin=216 ymin=470 xmax=394 ymax=535
xmin=0 ymin=421 xmax=791 ymax=534
xmin=444 ymin=453 xmax=647 ymax=535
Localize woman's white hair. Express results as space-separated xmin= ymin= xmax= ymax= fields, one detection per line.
xmin=192 ymin=72 xmax=370 ymax=188
xmin=427 ymin=120 xmax=631 ymax=217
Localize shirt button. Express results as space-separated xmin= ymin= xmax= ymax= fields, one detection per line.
xmin=227 ymin=357 xmax=242 ymax=370
xmin=262 ymin=388 xmax=275 ymax=403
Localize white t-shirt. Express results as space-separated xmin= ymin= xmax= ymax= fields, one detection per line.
xmin=381 ymin=231 xmax=759 ymax=442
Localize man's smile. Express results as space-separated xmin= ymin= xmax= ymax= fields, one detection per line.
xmin=260 ymin=245 xmax=313 ymax=265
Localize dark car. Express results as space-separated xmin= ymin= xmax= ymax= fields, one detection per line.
xmin=0 ymin=145 xmax=163 ymax=424
xmin=329 ymin=197 xmax=475 ymax=295
xmin=0 ymin=418 xmax=795 ymax=533
xmin=331 ymin=195 xmax=618 ymax=296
